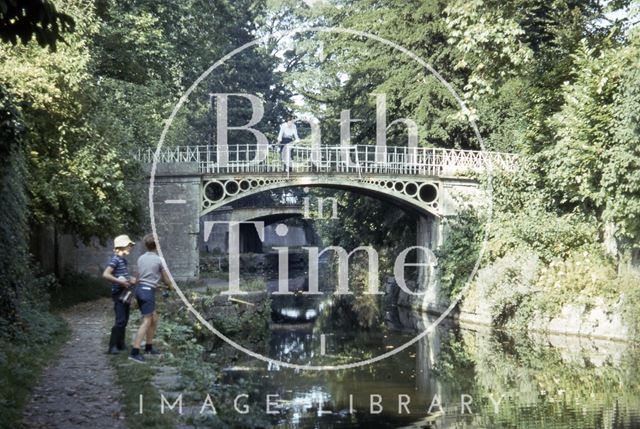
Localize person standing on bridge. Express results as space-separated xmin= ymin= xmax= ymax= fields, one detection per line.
xmin=277 ymin=115 xmax=300 ymax=170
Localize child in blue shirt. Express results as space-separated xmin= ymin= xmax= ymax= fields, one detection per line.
xmin=102 ymin=234 xmax=136 ymax=354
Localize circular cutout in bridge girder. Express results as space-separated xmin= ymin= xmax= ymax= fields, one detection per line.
xmin=418 ymin=183 xmax=438 ymax=203
xmin=224 ymin=180 xmax=240 ymax=195
xmin=204 ymin=181 xmax=225 ymax=202
xmin=404 ymin=182 xmax=418 ymax=197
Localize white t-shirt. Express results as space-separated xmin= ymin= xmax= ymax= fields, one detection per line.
xmin=278 ymin=122 xmax=299 ymax=141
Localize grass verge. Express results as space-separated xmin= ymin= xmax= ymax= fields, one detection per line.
xmin=109 ymin=352 xmax=176 ymax=429
xmin=107 ymin=300 xmax=176 ymax=429
xmin=0 ymin=311 xmax=69 ymax=429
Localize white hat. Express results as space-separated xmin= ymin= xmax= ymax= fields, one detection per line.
xmin=114 ymin=234 xmax=135 ymax=248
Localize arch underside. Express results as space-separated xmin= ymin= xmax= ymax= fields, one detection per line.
xmin=233 ymin=212 xmax=304 ymax=225
xmin=200 ymin=174 xmax=442 ymax=218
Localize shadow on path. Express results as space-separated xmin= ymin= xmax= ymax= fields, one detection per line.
xmin=22 ymin=298 xmax=126 ymax=428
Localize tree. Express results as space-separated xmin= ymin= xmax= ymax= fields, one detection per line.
xmin=279 ymin=0 xmax=478 ymax=149
xmin=0 ymin=0 xmax=142 ymax=240
xmin=1 ymin=0 xmax=288 ymax=241
xmin=545 ymin=30 xmax=640 ymax=251
xmin=0 ymin=0 xmax=74 ymax=51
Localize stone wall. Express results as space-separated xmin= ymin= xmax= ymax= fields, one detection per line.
xmin=32 ymin=163 xmax=202 ymax=280
xmin=458 ymin=298 xmax=631 ymax=342
xmin=30 ymin=225 xmax=146 ymax=278
xmin=166 ymin=291 xmax=270 ymax=351
xmin=148 ymin=163 xmax=201 ymax=279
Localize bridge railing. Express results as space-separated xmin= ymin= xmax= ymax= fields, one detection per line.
xmin=135 ymin=144 xmax=518 ymax=176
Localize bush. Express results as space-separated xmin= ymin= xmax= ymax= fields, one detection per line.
xmin=473 ymin=251 xmax=540 ymax=326
xmin=534 ymin=247 xmax=619 ymax=315
xmin=436 ymin=208 xmax=484 ymax=300
xmin=0 ymin=275 xmax=68 ymax=429
xmin=0 ymin=87 xmax=69 ymax=428
xmin=487 ymin=170 xmax=600 ymax=264
xmin=619 ymin=267 xmax=640 ymax=339
xmin=490 ymin=203 xmax=599 ymax=264
xmin=49 ymin=270 xmax=111 ymax=310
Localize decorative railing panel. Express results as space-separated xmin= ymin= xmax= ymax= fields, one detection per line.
xmin=135 ymin=144 xmax=518 ymax=176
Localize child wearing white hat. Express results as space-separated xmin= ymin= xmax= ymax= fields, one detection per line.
xmin=102 ymin=234 xmax=137 ymax=354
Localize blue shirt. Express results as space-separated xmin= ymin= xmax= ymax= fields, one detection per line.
xmin=108 ymin=255 xmax=129 ymax=292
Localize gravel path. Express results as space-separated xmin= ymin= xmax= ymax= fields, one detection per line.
xmin=22 ymin=299 xmax=126 ymax=429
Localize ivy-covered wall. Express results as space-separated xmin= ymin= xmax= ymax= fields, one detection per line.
xmin=0 ymin=85 xmax=30 ymax=323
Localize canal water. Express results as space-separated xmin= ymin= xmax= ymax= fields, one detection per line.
xmin=215 ymin=269 xmax=640 ymax=428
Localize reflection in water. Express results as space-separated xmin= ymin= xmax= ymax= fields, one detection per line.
xmin=270 ymin=293 xmax=321 ymax=324
xmin=221 ymin=275 xmax=640 ymax=428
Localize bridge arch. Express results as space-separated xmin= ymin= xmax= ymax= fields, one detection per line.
xmin=200 ymin=175 xmax=442 ymax=218
xmin=228 ymin=206 xmax=305 ymax=224
xmin=199 ymin=174 xmax=445 ymax=311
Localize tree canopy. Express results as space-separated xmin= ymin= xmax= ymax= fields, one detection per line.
xmin=266 ymin=0 xmax=639 ymax=258
xmin=0 ymin=0 xmax=638 ymax=255
xmin=1 ymin=0 xmax=289 ymax=240
xmin=0 ymin=0 xmax=74 ymax=50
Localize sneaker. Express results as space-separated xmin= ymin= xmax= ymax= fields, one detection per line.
xmin=144 ymin=348 xmax=161 ymax=355
xmin=128 ymin=354 xmax=146 ymax=364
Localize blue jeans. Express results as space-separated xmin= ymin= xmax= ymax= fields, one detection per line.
xmin=112 ymin=290 xmax=130 ymax=328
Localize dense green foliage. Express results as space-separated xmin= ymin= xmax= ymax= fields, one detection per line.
xmin=445 ymin=3 xmax=640 ymax=328
xmin=0 ymin=0 xmax=74 ymax=51
xmin=442 ymin=0 xmax=640 ymax=252
xmin=268 ymin=0 xmax=640 ymax=331
xmin=0 ymin=0 xmax=143 ymax=240
xmin=273 ymin=0 xmax=476 ymax=148
xmin=0 ymin=87 xmax=69 ymax=429
xmin=1 ymin=0 xmax=291 ymax=242
xmin=544 ymin=36 xmax=640 ymax=243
